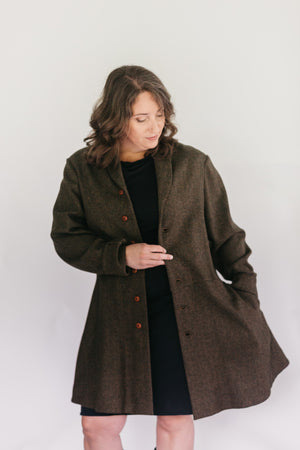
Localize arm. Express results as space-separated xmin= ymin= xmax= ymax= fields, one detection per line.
xmin=204 ymin=155 xmax=259 ymax=299
xmin=50 ymin=158 xmax=129 ymax=276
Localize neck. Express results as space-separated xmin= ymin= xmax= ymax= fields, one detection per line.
xmin=119 ymin=150 xmax=147 ymax=162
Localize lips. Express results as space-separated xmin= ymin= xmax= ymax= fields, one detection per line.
xmin=146 ymin=135 xmax=158 ymax=140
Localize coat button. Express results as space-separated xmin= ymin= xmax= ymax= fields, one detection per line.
xmin=136 ymin=322 xmax=142 ymax=329
xmin=163 ymin=227 xmax=169 ymax=233
xmin=180 ymin=305 xmax=187 ymax=310
xmin=176 ymin=278 xmax=181 ymax=283
xmin=185 ymin=331 xmax=191 ymax=336
xmin=134 ymin=295 xmax=140 ymax=302
xmin=122 ymin=215 xmax=128 ymax=222
xmin=119 ymin=189 xmax=124 ymax=195
xmin=132 ymin=268 xmax=138 ymax=274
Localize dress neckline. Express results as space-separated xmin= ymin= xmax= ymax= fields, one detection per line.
xmin=120 ymin=153 xmax=153 ymax=168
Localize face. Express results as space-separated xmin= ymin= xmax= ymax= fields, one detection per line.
xmin=120 ymin=91 xmax=165 ymax=155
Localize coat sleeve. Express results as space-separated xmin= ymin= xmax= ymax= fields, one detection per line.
xmin=203 ymin=155 xmax=259 ymax=301
xmin=50 ymin=157 xmax=129 ymax=276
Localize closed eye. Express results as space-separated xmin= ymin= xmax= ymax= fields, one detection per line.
xmin=136 ymin=114 xmax=164 ymax=123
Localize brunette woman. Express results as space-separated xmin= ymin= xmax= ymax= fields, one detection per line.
xmin=51 ymin=65 xmax=289 ymax=450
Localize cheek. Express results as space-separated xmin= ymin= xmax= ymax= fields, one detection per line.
xmin=131 ymin=129 xmax=144 ymax=143
xmin=135 ymin=129 xmax=144 ymax=140
xmin=127 ymin=125 xmax=139 ymax=141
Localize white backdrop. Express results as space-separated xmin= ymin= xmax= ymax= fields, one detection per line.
xmin=1 ymin=1 xmax=299 ymax=449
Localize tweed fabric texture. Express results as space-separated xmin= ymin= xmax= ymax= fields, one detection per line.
xmin=51 ymin=142 xmax=289 ymax=420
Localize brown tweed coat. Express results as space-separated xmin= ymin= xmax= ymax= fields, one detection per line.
xmin=50 ymin=141 xmax=289 ymax=420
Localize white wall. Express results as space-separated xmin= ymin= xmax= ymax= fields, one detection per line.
xmin=1 ymin=1 xmax=299 ymax=449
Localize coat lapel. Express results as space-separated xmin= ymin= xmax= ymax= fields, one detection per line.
xmin=106 ymin=160 xmax=128 ymax=192
xmin=153 ymin=154 xmax=173 ymax=227
xmin=106 ymin=153 xmax=173 ymax=229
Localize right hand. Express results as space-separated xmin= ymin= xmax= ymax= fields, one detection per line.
xmin=125 ymin=243 xmax=173 ymax=270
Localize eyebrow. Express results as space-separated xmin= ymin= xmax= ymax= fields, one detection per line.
xmin=132 ymin=107 xmax=164 ymax=117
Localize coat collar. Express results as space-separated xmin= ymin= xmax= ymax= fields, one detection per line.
xmin=106 ymin=152 xmax=173 ymax=226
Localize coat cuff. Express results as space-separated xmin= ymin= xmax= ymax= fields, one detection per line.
xmin=100 ymin=240 xmax=130 ymax=276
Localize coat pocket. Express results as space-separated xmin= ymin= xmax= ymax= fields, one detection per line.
xmin=222 ymin=282 xmax=260 ymax=310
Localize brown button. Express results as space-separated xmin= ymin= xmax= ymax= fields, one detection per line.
xmin=176 ymin=278 xmax=181 ymax=283
xmin=185 ymin=331 xmax=191 ymax=336
xmin=132 ymin=268 xmax=138 ymax=274
xmin=122 ymin=215 xmax=128 ymax=222
xmin=163 ymin=227 xmax=169 ymax=232
xmin=119 ymin=189 xmax=124 ymax=195
xmin=180 ymin=305 xmax=187 ymax=310
xmin=136 ymin=322 xmax=142 ymax=329
xmin=134 ymin=295 xmax=140 ymax=302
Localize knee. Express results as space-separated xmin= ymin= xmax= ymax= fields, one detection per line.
xmin=82 ymin=415 xmax=127 ymax=440
xmin=157 ymin=415 xmax=193 ymax=433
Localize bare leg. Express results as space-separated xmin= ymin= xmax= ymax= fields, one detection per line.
xmin=81 ymin=415 xmax=127 ymax=450
xmin=156 ymin=415 xmax=194 ymax=450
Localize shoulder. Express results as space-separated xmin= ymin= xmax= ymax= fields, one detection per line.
xmin=172 ymin=141 xmax=209 ymax=166
xmin=62 ymin=147 xmax=96 ymax=179
xmin=65 ymin=146 xmax=88 ymax=167
xmin=171 ymin=141 xmax=224 ymax=184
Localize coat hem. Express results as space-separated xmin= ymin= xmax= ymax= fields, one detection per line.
xmin=191 ymin=358 xmax=289 ymax=420
xmin=71 ymin=357 xmax=289 ymax=420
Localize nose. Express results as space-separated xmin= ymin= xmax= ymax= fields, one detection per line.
xmin=148 ymin=117 xmax=161 ymax=134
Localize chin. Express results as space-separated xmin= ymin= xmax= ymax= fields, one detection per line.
xmin=146 ymin=144 xmax=158 ymax=151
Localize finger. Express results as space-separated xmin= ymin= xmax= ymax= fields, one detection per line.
xmin=145 ymin=254 xmax=173 ymax=263
xmin=161 ymin=253 xmax=173 ymax=260
xmin=146 ymin=253 xmax=171 ymax=261
xmin=148 ymin=245 xmax=167 ymax=253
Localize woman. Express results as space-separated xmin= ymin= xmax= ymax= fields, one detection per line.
xmin=51 ymin=65 xmax=289 ymax=450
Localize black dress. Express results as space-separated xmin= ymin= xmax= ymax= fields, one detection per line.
xmin=81 ymin=154 xmax=193 ymax=416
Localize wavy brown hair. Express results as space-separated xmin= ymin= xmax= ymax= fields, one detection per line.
xmin=84 ymin=65 xmax=178 ymax=168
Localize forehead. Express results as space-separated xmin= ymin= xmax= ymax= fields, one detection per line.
xmin=131 ymin=91 xmax=163 ymax=114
